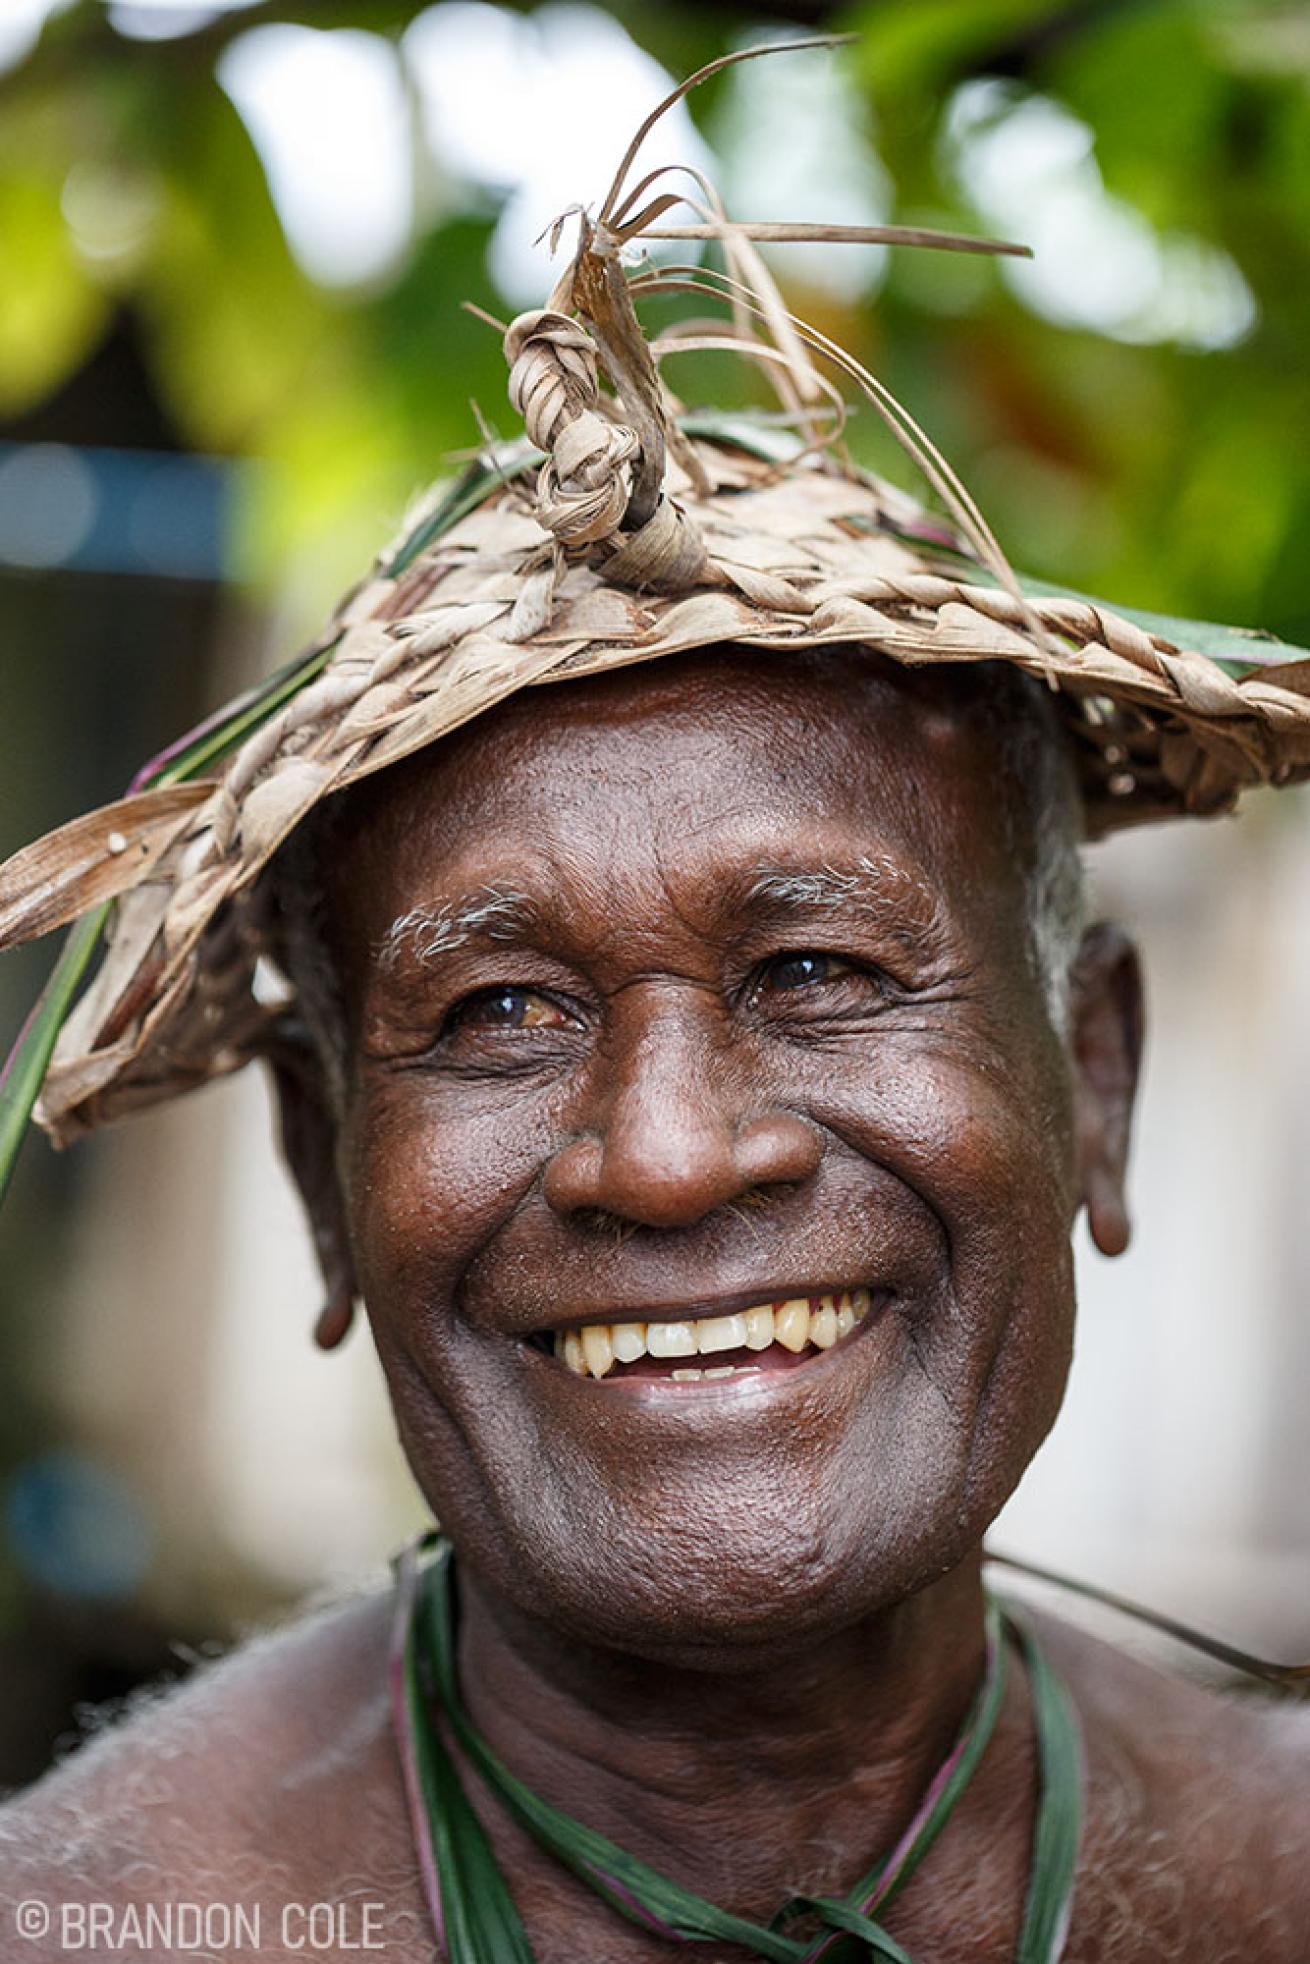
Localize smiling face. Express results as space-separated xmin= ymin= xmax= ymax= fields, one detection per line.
xmin=278 ymin=647 xmax=1139 ymax=1660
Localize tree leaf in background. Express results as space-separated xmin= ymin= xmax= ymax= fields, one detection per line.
xmin=141 ymin=81 xmax=329 ymax=454
xmin=1051 ymin=5 xmax=1223 ymax=231
xmin=0 ymin=169 xmax=107 ymax=416
xmin=372 ymin=215 xmax=511 ymax=460
xmin=848 ymin=0 xmax=1074 ymax=97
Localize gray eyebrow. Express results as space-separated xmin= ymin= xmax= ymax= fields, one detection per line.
xmin=378 ymin=858 xmax=948 ymax=971
xmin=378 ymin=885 xmax=539 ymax=970
xmin=743 ymin=855 xmax=948 ymax=943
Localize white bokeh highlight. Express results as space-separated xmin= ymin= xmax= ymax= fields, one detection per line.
xmin=0 ymin=0 xmax=75 ymax=74
xmin=946 ymin=81 xmax=1256 ymax=351
xmin=108 ymin=0 xmax=262 ymax=42
xmin=404 ymin=1 xmax=713 ymax=305
xmin=218 ymin=24 xmax=414 ymax=290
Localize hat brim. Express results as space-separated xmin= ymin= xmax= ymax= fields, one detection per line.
xmin=3 ymin=421 xmax=1308 ymax=1147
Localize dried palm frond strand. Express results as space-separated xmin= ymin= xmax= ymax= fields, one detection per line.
xmin=986 ymin=1551 xmax=1310 ymax=1689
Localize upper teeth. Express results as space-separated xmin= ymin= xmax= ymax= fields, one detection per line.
xmin=555 ymin=1289 xmax=872 ymax=1380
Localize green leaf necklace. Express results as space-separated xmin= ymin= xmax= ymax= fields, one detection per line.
xmin=390 ymin=1536 xmax=1082 ymax=1963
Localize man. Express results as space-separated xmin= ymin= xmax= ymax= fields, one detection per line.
xmin=1 ymin=63 xmax=1308 ymax=1954
xmin=1 ymin=641 xmax=1308 ymax=1960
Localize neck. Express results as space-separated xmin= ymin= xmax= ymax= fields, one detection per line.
xmin=454 ymin=1550 xmax=1009 ymax=1920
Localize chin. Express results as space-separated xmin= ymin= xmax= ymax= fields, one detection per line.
xmin=422 ymin=1429 xmax=992 ymax=1667
xmin=379 ymin=1275 xmax=1071 ymax=1664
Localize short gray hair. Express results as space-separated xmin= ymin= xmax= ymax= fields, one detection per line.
xmin=985 ymin=665 xmax=1087 ymax=1032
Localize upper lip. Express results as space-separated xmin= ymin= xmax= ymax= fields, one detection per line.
xmin=526 ymin=1283 xmax=876 ymax=1336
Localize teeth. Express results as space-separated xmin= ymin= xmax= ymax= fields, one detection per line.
xmin=773 ymin=1298 xmax=812 ymax=1353
xmin=581 ymin=1324 xmax=614 ymax=1379
xmin=810 ymin=1294 xmax=838 ymax=1349
xmin=647 ymin=1320 xmax=698 ymax=1358
xmin=554 ymin=1287 xmax=873 ymax=1379
xmin=743 ymin=1306 xmax=774 ymax=1350
xmin=675 ymin=1365 xmax=763 ymax=1383
xmin=697 ymin=1313 xmax=747 ymax=1355
xmin=612 ymin=1322 xmax=646 ymax=1363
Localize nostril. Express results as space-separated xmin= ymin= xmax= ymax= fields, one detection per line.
xmin=542 ymin=1067 xmax=821 ymax=1230
xmin=543 ymin=1122 xmax=818 ymax=1233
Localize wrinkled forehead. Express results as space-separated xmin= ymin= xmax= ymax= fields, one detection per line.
xmin=320 ymin=647 xmax=1034 ymax=966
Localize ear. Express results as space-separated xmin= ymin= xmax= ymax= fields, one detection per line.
xmin=265 ymin=1025 xmax=359 ymax=1350
xmin=1069 ymin=922 xmax=1144 ymax=1258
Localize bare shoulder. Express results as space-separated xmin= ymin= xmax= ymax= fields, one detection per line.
xmin=1031 ymin=1600 xmax=1310 ymax=1789
xmin=1027 ymin=1604 xmax=1310 ymax=1958
xmin=0 ymin=1581 xmax=428 ymax=1952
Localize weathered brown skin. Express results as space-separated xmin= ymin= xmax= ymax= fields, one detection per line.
xmin=2 ymin=649 xmax=1307 ymax=1962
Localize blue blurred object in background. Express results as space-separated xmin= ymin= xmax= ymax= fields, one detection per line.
xmin=0 ymin=441 xmax=234 ymax=581
xmin=5 ymin=1450 xmax=154 ymax=1602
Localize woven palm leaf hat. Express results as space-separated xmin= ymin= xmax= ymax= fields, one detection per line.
xmin=2 ymin=36 xmax=1309 ymax=1193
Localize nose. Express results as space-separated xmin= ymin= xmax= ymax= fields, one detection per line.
xmin=542 ymin=995 xmax=821 ymax=1229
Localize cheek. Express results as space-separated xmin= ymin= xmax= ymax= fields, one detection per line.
xmin=343 ymin=1075 xmax=555 ymax=1316
xmin=916 ymin=1052 xmax=1078 ymax=1505
xmin=340 ymin=1077 xmax=581 ymax=1576
xmin=817 ymin=1034 xmax=1078 ymax=1431
xmin=820 ymin=1023 xmax=1076 ymax=1256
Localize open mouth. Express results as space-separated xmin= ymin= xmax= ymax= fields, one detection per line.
xmin=544 ymin=1288 xmax=873 ymax=1383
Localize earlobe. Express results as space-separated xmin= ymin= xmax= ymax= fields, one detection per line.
xmin=313 ymin=1287 xmax=356 ymax=1352
xmin=1070 ymin=922 xmax=1144 ymax=1259
xmin=265 ymin=1023 xmax=360 ymax=1350
xmin=1085 ymin=1165 xmax=1131 ymax=1258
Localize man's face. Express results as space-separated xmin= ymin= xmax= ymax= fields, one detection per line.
xmin=314 ymin=651 xmax=1104 ymax=1659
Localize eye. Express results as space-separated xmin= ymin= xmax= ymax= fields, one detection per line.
xmin=756 ymin=951 xmax=856 ymax=994
xmin=446 ymin=986 xmax=574 ymax=1033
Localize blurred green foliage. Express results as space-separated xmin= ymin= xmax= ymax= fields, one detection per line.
xmin=0 ymin=0 xmax=1307 ymax=644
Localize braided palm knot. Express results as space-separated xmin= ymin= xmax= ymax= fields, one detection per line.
xmin=504 ymin=309 xmax=640 ymax=547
